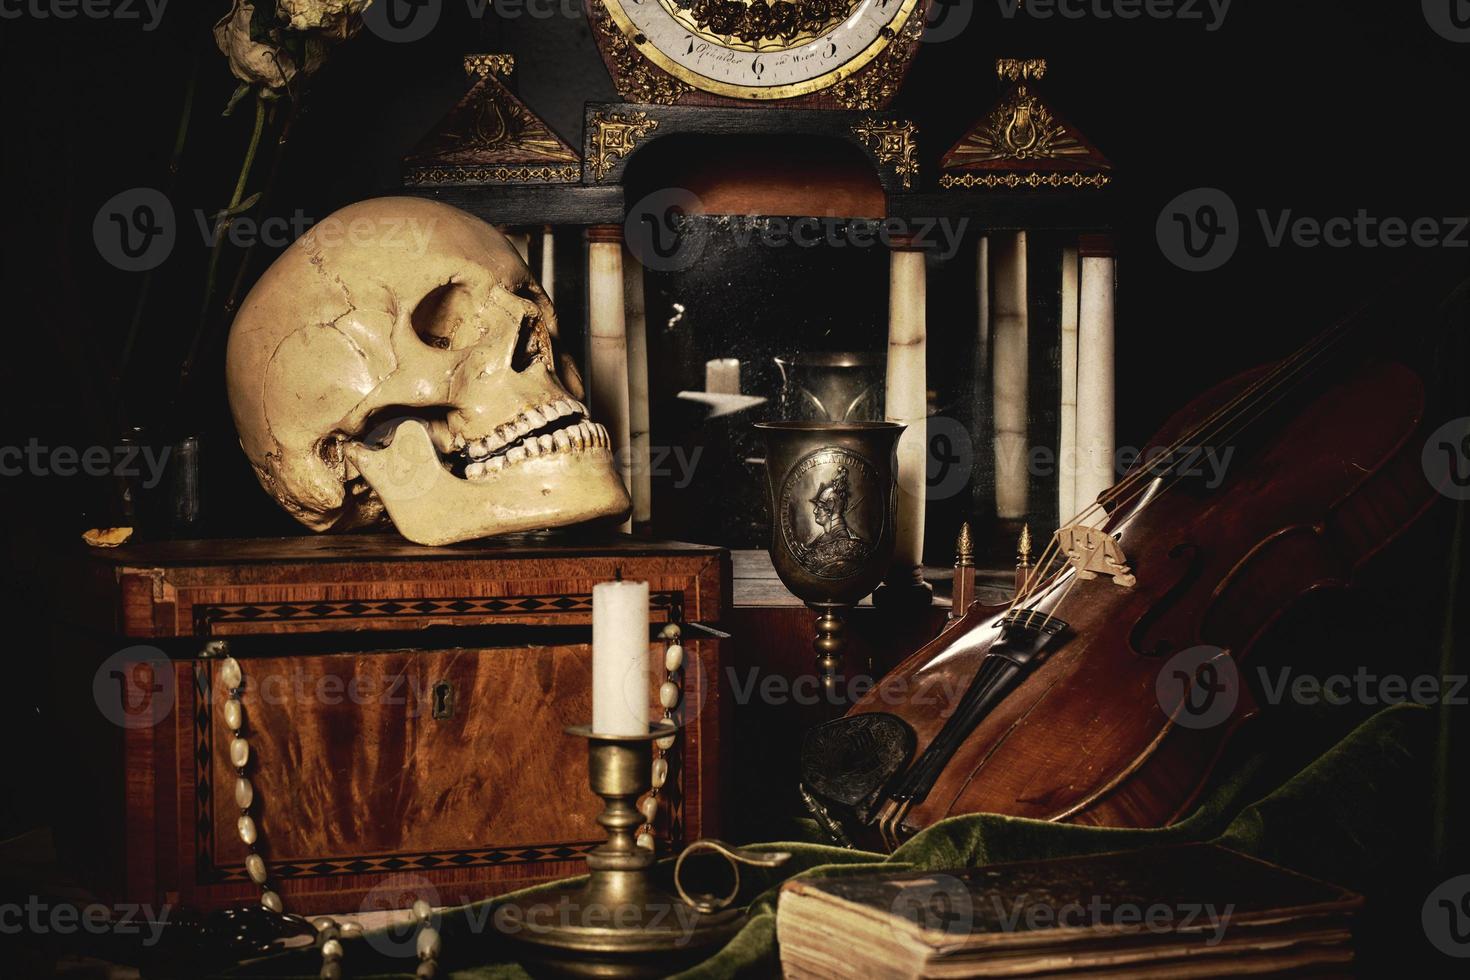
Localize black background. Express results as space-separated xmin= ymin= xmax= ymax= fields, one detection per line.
xmin=0 ymin=0 xmax=1466 ymax=948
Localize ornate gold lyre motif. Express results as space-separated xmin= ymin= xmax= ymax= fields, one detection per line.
xmin=1055 ymin=524 xmax=1137 ymax=588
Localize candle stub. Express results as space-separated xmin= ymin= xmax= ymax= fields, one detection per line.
xmin=705 ymin=358 xmax=741 ymax=395
xmin=592 ymin=579 xmax=651 ymax=736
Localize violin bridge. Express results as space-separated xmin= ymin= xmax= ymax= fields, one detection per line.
xmin=1055 ymin=524 xmax=1137 ymax=588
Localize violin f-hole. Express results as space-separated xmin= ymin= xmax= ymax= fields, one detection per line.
xmin=1129 ymin=542 xmax=1204 ymax=658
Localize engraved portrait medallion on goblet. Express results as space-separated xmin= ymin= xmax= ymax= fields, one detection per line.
xmin=755 ymin=422 xmax=904 ymax=692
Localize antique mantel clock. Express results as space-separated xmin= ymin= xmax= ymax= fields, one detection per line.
xmin=587 ymin=0 xmax=929 ymax=108
xmin=404 ymin=39 xmax=1116 ymax=599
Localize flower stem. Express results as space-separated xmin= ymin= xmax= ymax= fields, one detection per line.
xmin=176 ymin=92 xmax=267 ymax=414
xmin=223 ymin=96 xmax=301 ymax=320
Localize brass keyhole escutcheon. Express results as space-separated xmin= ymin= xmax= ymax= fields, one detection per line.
xmin=431 ymin=681 xmax=455 ymax=720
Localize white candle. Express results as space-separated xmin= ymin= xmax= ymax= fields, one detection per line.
xmin=592 ymin=580 xmax=650 ymax=735
xmin=705 ymin=358 xmax=741 ymax=395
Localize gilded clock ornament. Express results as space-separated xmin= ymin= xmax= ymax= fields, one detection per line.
xmin=939 ymin=172 xmax=1111 ymax=190
xmin=403 ymin=57 xmax=583 ymax=187
xmin=589 ymin=0 xmax=695 ymax=105
xmin=958 ymin=84 xmax=1086 ymax=163
xmin=589 ymin=0 xmax=926 ymax=104
xmin=463 ymin=53 xmax=515 ymax=80
xmin=851 ymin=118 xmax=919 ymax=189
xmin=831 ymin=9 xmax=925 ymax=110
xmin=674 ymin=0 xmax=861 ymax=47
xmin=940 ymin=58 xmax=1113 ymax=191
xmin=589 ymin=109 xmax=661 ymax=181
xmin=996 ymin=57 xmax=1047 ymax=83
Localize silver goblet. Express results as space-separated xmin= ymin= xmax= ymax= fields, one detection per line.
xmin=754 ymin=421 xmax=904 ymax=692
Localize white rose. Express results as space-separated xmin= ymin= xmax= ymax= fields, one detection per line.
xmin=214 ymin=0 xmax=300 ymax=92
xmin=277 ymin=0 xmax=372 ymax=36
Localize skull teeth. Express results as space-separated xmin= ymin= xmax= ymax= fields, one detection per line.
xmin=453 ymin=403 xmax=609 ymax=480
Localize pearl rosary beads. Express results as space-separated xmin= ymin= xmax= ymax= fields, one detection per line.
xmin=638 ymin=622 xmax=683 ymax=851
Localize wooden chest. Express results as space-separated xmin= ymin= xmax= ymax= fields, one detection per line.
xmin=54 ymin=534 xmax=728 ymax=915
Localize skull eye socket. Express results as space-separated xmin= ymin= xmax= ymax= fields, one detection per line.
xmin=411 ymin=282 xmax=478 ymax=351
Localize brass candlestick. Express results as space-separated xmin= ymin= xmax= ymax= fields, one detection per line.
xmin=495 ymin=724 xmax=755 ymax=978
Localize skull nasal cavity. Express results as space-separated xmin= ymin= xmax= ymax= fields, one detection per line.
xmin=511 ymin=315 xmax=554 ymax=374
xmin=411 ymin=282 xmax=478 ymax=351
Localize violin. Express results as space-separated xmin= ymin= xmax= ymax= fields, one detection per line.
xmin=800 ymin=263 xmax=1466 ymax=850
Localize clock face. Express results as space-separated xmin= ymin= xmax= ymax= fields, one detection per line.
xmin=600 ymin=0 xmax=923 ymax=100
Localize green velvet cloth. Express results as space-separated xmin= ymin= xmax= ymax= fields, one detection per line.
xmin=231 ymin=702 xmax=1436 ymax=979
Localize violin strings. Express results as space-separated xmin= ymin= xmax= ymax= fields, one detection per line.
xmin=1085 ymin=318 xmax=1352 ymax=520
xmin=1093 ymin=318 xmax=1354 ymax=523
xmin=1010 ymin=313 xmax=1360 ymax=633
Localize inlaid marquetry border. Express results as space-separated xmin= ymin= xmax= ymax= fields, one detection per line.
xmin=211 ymin=842 xmax=602 ymax=883
xmin=193 ymin=591 xmax=681 ymax=632
xmin=193 ymin=663 xmax=214 ymax=875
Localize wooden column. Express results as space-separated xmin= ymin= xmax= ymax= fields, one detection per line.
xmin=623 ymin=244 xmax=652 ymax=528
xmin=587 ymin=225 xmax=633 ymax=532
xmin=991 ymin=231 xmax=1029 ymax=521
xmin=1058 ymin=245 xmax=1081 ymax=521
xmin=876 ymin=235 xmax=932 ymax=607
xmin=1076 ymin=235 xmax=1117 ymax=511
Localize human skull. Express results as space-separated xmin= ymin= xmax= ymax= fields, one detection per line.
xmin=226 ymin=197 xmax=630 ymax=545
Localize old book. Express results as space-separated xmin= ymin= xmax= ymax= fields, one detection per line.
xmin=777 ymin=844 xmax=1361 ymax=979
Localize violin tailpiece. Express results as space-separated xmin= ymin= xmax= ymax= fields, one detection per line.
xmin=876 ymin=612 xmax=1071 ymax=844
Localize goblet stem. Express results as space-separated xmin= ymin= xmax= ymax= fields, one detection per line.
xmin=811 ymin=604 xmax=847 ymax=692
